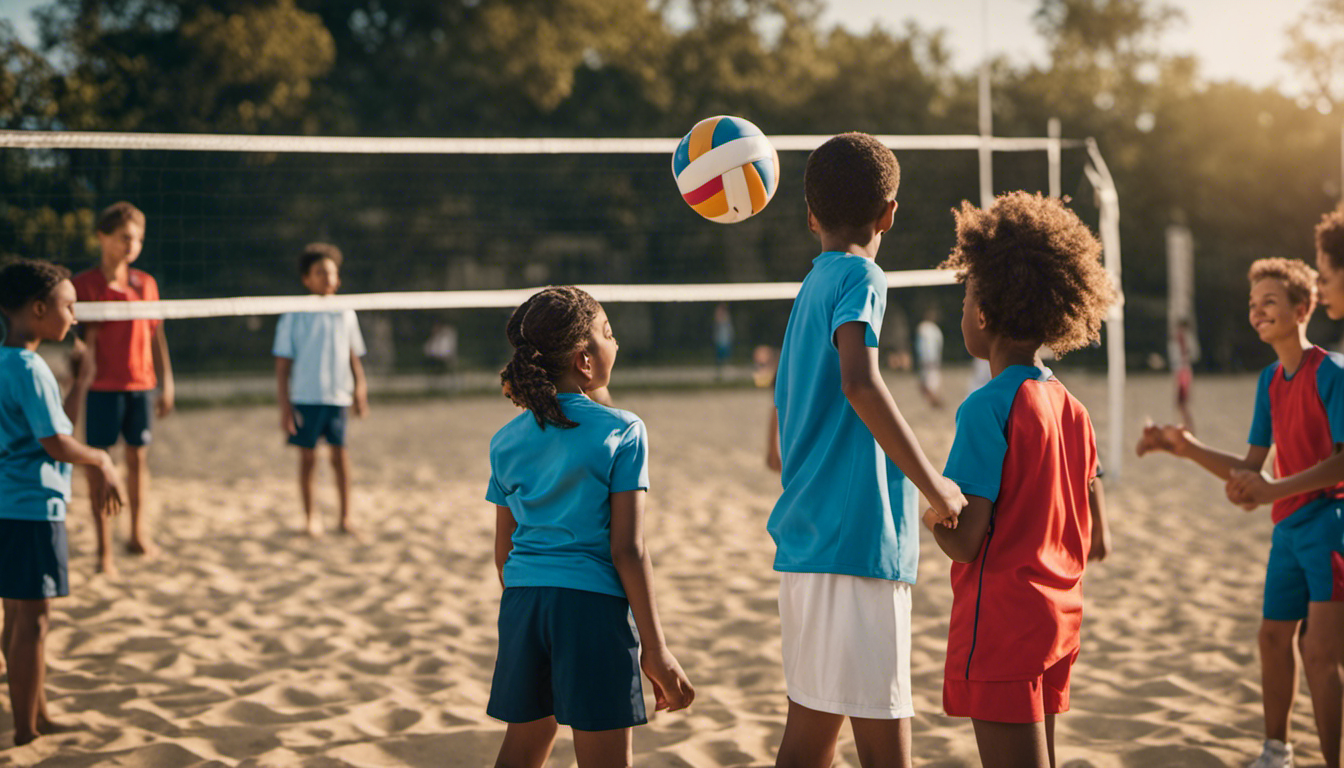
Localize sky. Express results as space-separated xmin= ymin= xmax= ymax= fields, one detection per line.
xmin=0 ymin=0 xmax=1321 ymax=93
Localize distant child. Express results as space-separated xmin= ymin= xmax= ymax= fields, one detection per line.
xmin=753 ymin=344 xmax=782 ymax=472
xmin=924 ymin=192 xmax=1116 ymax=768
xmin=915 ymin=306 xmax=944 ymax=408
xmin=70 ymin=201 xmax=173 ymax=574
xmin=1142 ymin=256 xmax=1344 ymax=768
xmin=274 ymin=243 xmax=368 ymax=538
xmin=486 ymin=286 xmax=693 ymax=767
xmin=769 ymin=132 xmax=966 ymax=768
xmin=1 ymin=258 xmax=124 ymax=746
xmin=1172 ymin=317 xmax=1196 ymax=431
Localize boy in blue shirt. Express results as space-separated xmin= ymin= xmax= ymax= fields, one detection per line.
xmin=769 ymin=132 xmax=966 ymax=768
xmin=0 ymin=258 xmax=123 ymax=745
xmin=273 ymin=243 xmax=368 ymax=537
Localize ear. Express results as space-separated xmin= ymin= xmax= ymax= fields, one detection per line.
xmin=806 ymin=207 xmax=819 ymax=236
xmin=573 ymin=346 xmax=595 ymax=383
xmin=977 ymin=305 xmax=989 ymax=330
xmin=875 ymin=199 xmax=897 ymax=235
xmin=30 ymin=298 xmax=48 ymax=319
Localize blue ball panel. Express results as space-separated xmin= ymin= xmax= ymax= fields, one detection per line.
xmin=710 ymin=116 xmax=762 ymax=148
xmin=751 ymin=157 xmax=777 ymax=195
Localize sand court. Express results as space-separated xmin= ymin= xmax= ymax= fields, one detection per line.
xmin=0 ymin=370 xmax=1314 ymax=767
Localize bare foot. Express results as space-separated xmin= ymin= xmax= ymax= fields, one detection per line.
xmin=13 ymin=730 xmax=39 ymax=747
xmin=337 ymin=521 xmax=363 ymax=541
xmin=37 ymin=716 xmax=77 ymax=735
xmin=126 ymin=539 xmax=160 ymax=559
xmin=95 ymin=557 xmax=119 ymax=578
xmin=305 ymin=517 xmax=325 ymax=538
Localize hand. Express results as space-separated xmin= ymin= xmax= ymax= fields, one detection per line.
xmin=280 ymin=404 xmax=297 ymax=436
xmin=640 ymin=645 xmax=694 ymax=713
xmin=156 ymin=386 xmax=175 ymax=418
xmin=1226 ymin=468 xmax=1275 ymax=508
xmin=1135 ymin=421 xmax=1189 ymax=457
xmin=90 ymin=453 xmax=124 ymax=518
xmin=1088 ymin=523 xmax=1111 ymax=562
xmin=926 ymin=475 xmax=965 ymax=528
xmin=922 ymin=507 xmax=955 ymax=532
xmin=353 ymin=389 xmax=369 ymax=418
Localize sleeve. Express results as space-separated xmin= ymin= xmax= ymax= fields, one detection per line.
xmin=272 ymin=313 xmax=295 ymax=358
xmin=943 ymin=389 xmax=1009 ymax=502
xmin=486 ymin=463 xmax=509 ymax=505
xmin=20 ymin=362 xmax=72 ymax=440
xmin=1247 ymin=365 xmax=1275 ymax=447
xmin=71 ymin=273 xmax=101 ymax=330
xmin=143 ymin=273 xmax=162 ymax=333
xmin=829 ymin=261 xmax=886 ymax=350
xmin=347 ymin=311 xmax=367 ymax=357
xmin=1318 ymin=354 xmax=1344 ymax=445
xmin=610 ymin=419 xmax=651 ymax=493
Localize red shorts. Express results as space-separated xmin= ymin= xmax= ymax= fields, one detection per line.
xmin=943 ymin=650 xmax=1077 ymax=723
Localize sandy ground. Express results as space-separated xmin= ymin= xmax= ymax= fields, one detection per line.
xmin=0 ymin=367 xmax=1317 ymax=767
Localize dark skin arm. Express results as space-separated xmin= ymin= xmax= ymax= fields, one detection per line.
xmin=63 ymin=325 xmax=99 ymax=423
xmin=276 ymin=357 xmax=296 ymax=435
xmin=924 ymin=495 xmax=993 ymax=563
xmin=1088 ymin=477 xmax=1110 ymax=561
xmin=39 ymin=434 xmax=124 ymax=517
xmin=152 ymin=322 xmax=174 ymax=417
xmin=494 ymin=504 xmax=516 ymax=588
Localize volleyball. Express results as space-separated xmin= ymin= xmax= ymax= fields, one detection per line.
xmin=672 ymin=116 xmax=779 ymax=223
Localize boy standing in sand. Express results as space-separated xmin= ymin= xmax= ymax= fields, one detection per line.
xmin=924 ymin=192 xmax=1116 ymax=768
xmin=274 ymin=243 xmax=368 ymax=537
xmin=1 ymin=258 xmax=124 ymax=745
xmin=768 ymin=132 xmax=966 ymax=768
xmin=1142 ymin=257 xmax=1344 ymax=768
xmin=70 ymin=201 xmax=173 ymax=575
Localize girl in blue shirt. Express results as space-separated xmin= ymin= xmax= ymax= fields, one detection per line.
xmin=486 ymin=286 xmax=693 ymax=767
xmin=0 ymin=258 xmax=123 ymax=746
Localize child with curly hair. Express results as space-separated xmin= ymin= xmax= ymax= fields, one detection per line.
xmin=486 ymin=286 xmax=693 ymax=767
xmin=1146 ymin=254 xmax=1344 ymax=768
xmin=924 ymin=192 xmax=1116 ymax=768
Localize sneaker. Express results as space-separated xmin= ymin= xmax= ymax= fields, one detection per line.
xmin=1248 ymin=739 xmax=1293 ymax=768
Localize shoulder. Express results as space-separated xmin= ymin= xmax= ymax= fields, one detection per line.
xmin=1 ymin=349 xmax=51 ymax=383
xmin=489 ymin=410 xmax=537 ymax=452
xmin=1259 ymin=362 xmax=1281 ymax=387
xmin=129 ymin=268 xmax=156 ymax=286
xmin=1318 ymin=349 xmax=1344 ymax=375
xmin=70 ymin=269 xmax=100 ymax=293
xmin=578 ymin=398 xmax=645 ymax=434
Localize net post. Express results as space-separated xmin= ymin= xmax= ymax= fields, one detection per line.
xmin=1085 ymin=138 xmax=1126 ymax=480
xmin=1048 ymin=118 xmax=1062 ymax=199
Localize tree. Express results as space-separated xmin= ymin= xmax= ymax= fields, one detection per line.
xmin=1285 ymin=0 xmax=1344 ymax=111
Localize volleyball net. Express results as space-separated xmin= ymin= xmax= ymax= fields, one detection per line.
xmin=0 ymin=128 xmax=1125 ymax=474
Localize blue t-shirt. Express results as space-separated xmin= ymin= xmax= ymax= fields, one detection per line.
xmin=768 ymin=251 xmax=919 ymax=583
xmin=273 ymin=310 xmax=367 ymax=406
xmin=486 ymin=393 xmax=650 ymax=598
xmin=0 ymin=348 xmax=73 ymax=522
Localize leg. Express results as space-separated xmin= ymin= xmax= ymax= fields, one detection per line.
xmin=123 ymin=445 xmax=158 ymax=557
xmin=775 ymin=699 xmax=846 ymax=768
xmin=494 ymin=716 xmax=558 ymax=768
xmin=1045 ymin=714 xmax=1057 ymax=768
xmin=1301 ymin=602 xmax=1344 ymax=768
xmin=849 ymin=715 xmax=912 ymax=768
xmin=971 ymin=718 xmax=1052 ymax=768
xmin=1260 ymin=619 xmax=1302 ymax=744
xmin=3 ymin=598 xmax=50 ymax=746
xmin=298 ymin=447 xmax=320 ymax=536
xmin=330 ymin=445 xmax=355 ymax=535
xmin=572 ymin=726 xmax=634 ymax=768
xmin=87 ymin=460 xmax=117 ymax=576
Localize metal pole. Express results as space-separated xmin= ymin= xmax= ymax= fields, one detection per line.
xmin=1048 ymin=118 xmax=1062 ymax=199
xmin=1085 ymin=139 xmax=1126 ymax=479
xmin=978 ymin=0 xmax=993 ymax=209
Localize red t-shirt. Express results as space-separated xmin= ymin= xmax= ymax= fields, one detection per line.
xmin=942 ymin=366 xmax=1097 ymax=681
xmin=72 ymin=267 xmax=161 ymax=392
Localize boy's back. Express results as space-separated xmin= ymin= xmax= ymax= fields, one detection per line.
xmin=769 ymin=250 xmax=919 ymax=583
xmin=943 ymin=366 xmax=1096 ymax=681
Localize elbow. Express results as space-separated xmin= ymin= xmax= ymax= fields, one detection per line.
xmin=840 ymin=375 xmax=875 ymax=402
xmin=610 ymin=541 xmax=646 ymax=569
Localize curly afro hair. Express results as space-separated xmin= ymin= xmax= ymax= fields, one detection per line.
xmin=941 ymin=192 xmax=1117 ymax=356
xmin=1317 ymin=207 xmax=1344 ymax=272
xmin=1248 ymin=257 xmax=1317 ymax=308
xmin=298 ymin=242 xmax=343 ymax=277
xmin=0 ymin=258 xmax=71 ymax=313
xmin=804 ymin=132 xmax=900 ymax=231
xmin=499 ymin=286 xmax=603 ymax=429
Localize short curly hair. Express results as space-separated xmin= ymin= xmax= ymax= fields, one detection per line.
xmin=1317 ymin=207 xmax=1344 ymax=272
xmin=96 ymin=201 xmax=145 ymax=234
xmin=1248 ymin=257 xmax=1317 ymax=307
xmin=804 ymin=132 xmax=900 ymax=231
xmin=299 ymin=242 xmax=343 ymax=276
xmin=941 ymin=192 xmax=1117 ymax=355
xmin=0 ymin=258 xmax=71 ymax=312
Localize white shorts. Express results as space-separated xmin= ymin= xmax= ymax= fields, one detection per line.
xmin=778 ymin=572 xmax=914 ymax=719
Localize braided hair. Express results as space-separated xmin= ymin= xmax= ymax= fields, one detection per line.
xmin=500 ymin=286 xmax=602 ymax=429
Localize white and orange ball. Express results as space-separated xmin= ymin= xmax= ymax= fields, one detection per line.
xmin=672 ymin=116 xmax=779 ymax=223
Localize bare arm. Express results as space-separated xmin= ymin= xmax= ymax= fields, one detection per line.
xmin=610 ymin=489 xmax=694 ymax=712
xmin=1228 ymin=447 xmax=1344 ymax=506
xmin=924 ymin=495 xmax=993 ymax=563
xmin=350 ymin=351 xmax=368 ymax=417
xmin=765 ymin=407 xmax=781 ymax=473
xmin=1088 ymin=477 xmax=1111 ymax=562
xmin=836 ymin=322 xmax=965 ymax=523
xmin=1137 ymin=423 xmax=1269 ymax=481
xmin=152 ymin=322 xmax=174 ymax=417
xmin=38 ymin=434 xmax=123 ymax=516
xmin=275 ymin=357 xmax=296 ymax=435
xmin=494 ymin=504 xmax=515 ymax=588
xmin=64 ymin=325 xmax=99 ymax=422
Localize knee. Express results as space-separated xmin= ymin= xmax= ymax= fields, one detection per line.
xmin=1301 ymin=634 xmax=1342 ymax=673
xmin=1259 ymin=622 xmax=1298 ymax=653
xmin=9 ymin=605 xmax=49 ymax=641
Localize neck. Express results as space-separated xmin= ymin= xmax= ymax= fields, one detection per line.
xmin=819 ymin=231 xmax=881 ymax=261
xmin=987 ymin=339 xmax=1043 ymax=377
xmin=1 ymin=319 xmax=38 ymax=351
xmin=100 ymin=258 xmax=129 ymax=285
xmin=553 ymin=373 xmax=587 ymax=395
xmin=1271 ymin=332 xmax=1313 ymax=373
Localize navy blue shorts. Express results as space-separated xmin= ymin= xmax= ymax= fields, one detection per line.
xmin=86 ymin=390 xmax=153 ymax=448
xmin=289 ymin=404 xmax=348 ymax=449
xmin=0 ymin=519 xmax=69 ymax=600
xmin=488 ymin=587 xmax=646 ymax=731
